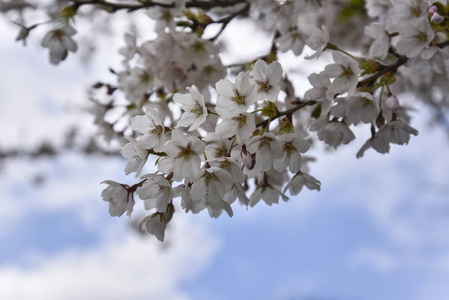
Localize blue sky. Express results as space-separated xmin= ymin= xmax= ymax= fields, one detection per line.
xmin=1 ymin=15 xmax=449 ymax=300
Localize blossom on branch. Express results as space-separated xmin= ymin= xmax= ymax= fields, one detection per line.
xmin=41 ymin=25 xmax=77 ymax=65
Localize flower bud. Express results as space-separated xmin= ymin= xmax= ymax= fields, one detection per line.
xmin=428 ymin=5 xmax=438 ymax=14
xmin=385 ymin=95 xmax=399 ymax=112
xmin=431 ymin=12 xmax=445 ymax=24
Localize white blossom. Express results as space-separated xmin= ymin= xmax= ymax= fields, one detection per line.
xmin=277 ymin=29 xmax=305 ymax=56
xmin=146 ymin=0 xmax=185 ymax=32
xmin=346 ymin=93 xmax=380 ymax=125
xmin=396 ymin=17 xmax=435 ymax=58
xmin=158 ymin=130 xmax=205 ymax=182
xmin=136 ymin=174 xmax=173 ymax=213
xmin=273 ymin=133 xmax=310 ymax=173
xmin=305 ymin=25 xmax=329 ymax=59
xmin=249 ymin=185 xmax=288 ymax=207
xmin=247 ymin=132 xmax=282 ymax=173
xmin=357 ymin=120 xmax=419 ymax=157
xmin=224 ymin=183 xmax=249 ymax=207
xmin=215 ymin=72 xmax=257 ymax=118
xmin=316 ymin=121 xmax=355 ymax=149
xmin=174 ymin=85 xmax=208 ymax=131
xmin=140 ymin=213 xmax=167 ymax=241
xmin=365 ymin=23 xmax=390 ymax=59
xmin=130 ymin=107 xmax=168 ymax=152
xmin=323 ymin=51 xmax=360 ymax=99
xmin=118 ymin=33 xmax=137 ymax=65
xmin=101 ymin=180 xmax=134 ymax=217
xmin=304 ymin=72 xmax=331 ymax=103
xmin=118 ymin=67 xmax=153 ymax=103
xmin=284 ymin=172 xmax=321 ymax=196
xmin=120 ymin=137 xmax=148 ymax=177
xmin=41 ymin=25 xmax=77 ymax=65
xmin=215 ymin=113 xmax=256 ymax=146
xmin=392 ymin=0 xmax=428 ymax=24
xmin=251 ymin=59 xmax=283 ymax=101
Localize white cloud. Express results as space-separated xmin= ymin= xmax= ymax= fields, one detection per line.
xmin=0 ymin=213 xmax=219 ymax=300
xmin=350 ymin=248 xmax=399 ymax=273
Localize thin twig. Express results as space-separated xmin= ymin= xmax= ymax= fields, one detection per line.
xmin=256 ymin=100 xmax=318 ymax=128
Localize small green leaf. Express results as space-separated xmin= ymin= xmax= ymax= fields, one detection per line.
xmin=261 ymin=101 xmax=278 ymax=118
xmin=312 ymin=103 xmax=322 ymax=119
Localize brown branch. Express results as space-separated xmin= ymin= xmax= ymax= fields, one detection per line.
xmin=357 ymin=54 xmax=408 ymax=88
xmin=209 ymin=2 xmax=250 ymax=41
xmin=357 ymin=38 xmax=449 ymax=89
xmin=256 ymin=100 xmax=318 ymax=128
xmin=70 ymin=0 xmax=247 ymax=12
xmin=71 ymin=0 xmax=174 ymax=11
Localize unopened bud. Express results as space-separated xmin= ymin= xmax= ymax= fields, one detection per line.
xmin=431 ymin=12 xmax=445 ymax=24
xmin=385 ymin=95 xmax=399 ymax=112
xmin=428 ymin=5 xmax=438 ymax=14
xmin=241 ymin=145 xmax=254 ymax=170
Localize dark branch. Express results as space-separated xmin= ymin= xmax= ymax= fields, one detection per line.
xmin=256 ymin=100 xmax=318 ymax=128
xmin=209 ymin=2 xmax=250 ymax=41
xmin=70 ymin=0 xmax=247 ymax=12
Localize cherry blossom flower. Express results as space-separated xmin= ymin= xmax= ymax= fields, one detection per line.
xmin=365 ymin=23 xmax=390 ymax=59
xmin=146 ymin=0 xmax=185 ymax=32
xmin=130 ymin=107 xmax=168 ymax=152
xmin=175 ymin=184 xmax=207 ymax=215
xmin=417 ymin=46 xmax=448 ymax=74
xmin=211 ymin=157 xmax=245 ymax=184
xmin=174 ymin=85 xmax=208 ymax=131
xmin=118 ymin=33 xmax=137 ymax=65
xmin=323 ymin=51 xmax=360 ymax=99
xmin=179 ymin=35 xmax=219 ymax=68
xmin=215 ymin=72 xmax=257 ymax=118
xmin=345 ymin=93 xmax=380 ymax=125
xmin=357 ymin=120 xmax=419 ymax=157
xmin=215 ymin=113 xmax=256 ymax=146
xmin=284 ymin=172 xmax=321 ymax=196
xmin=136 ymin=174 xmax=173 ymax=213
xmin=120 ymin=137 xmax=149 ymax=177
xmin=223 ymin=183 xmax=249 ymax=207
xmin=365 ymin=0 xmax=393 ymax=25
xmin=190 ymin=167 xmax=234 ymax=218
xmin=305 ymin=25 xmax=329 ymax=59
xmin=118 ymin=67 xmax=154 ymax=103
xmin=140 ymin=213 xmax=167 ymax=241
xmin=101 ymin=180 xmax=134 ymax=217
xmin=316 ymin=121 xmax=355 ymax=149
xmin=251 ymin=59 xmax=283 ymax=101
xmin=204 ymin=133 xmax=234 ymax=159
xmin=249 ymin=185 xmax=288 ymax=207
xmin=158 ymin=130 xmax=205 ymax=182
xmin=273 ymin=133 xmax=310 ymax=173
xmin=396 ymin=17 xmax=435 ymax=58
xmin=383 ymin=120 xmax=419 ymax=145
xmin=277 ymin=29 xmax=305 ymax=56
xmin=304 ymin=72 xmax=332 ymax=114
xmin=392 ymin=0 xmax=428 ymax=24
xmin=247 ymin=132 xmax=282 ymax=173
xmin=41 ymin=25 xmax=77 ymax=65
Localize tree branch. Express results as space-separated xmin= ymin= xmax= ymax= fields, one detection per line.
xmin=209 ymin=2 xmax=250 ymax=41
xmin=70 ymin=0 xmax=247 ymax=12
xmin=256 ymin=100 xmax=318 ymax=128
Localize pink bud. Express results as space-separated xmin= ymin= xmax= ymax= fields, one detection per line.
xmin=428 ymin=5 xmax=438 ymax=14
xmin=431 ymin=12 xmax=445 ymax=24
xmin=241 ymin=145 xmax=254 ymax=169
xmin=385 ymin=95 xmax=399 ymax=112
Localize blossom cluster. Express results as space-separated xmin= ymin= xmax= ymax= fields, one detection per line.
xmin=6 ymin=0 xmax=449 ymax=241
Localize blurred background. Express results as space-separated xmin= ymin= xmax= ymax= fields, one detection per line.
xmin=1 ymin=9 xmax=449 ymax=300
